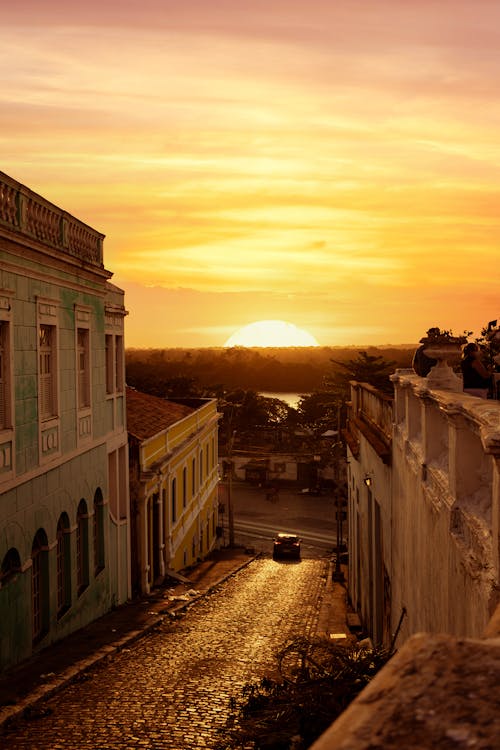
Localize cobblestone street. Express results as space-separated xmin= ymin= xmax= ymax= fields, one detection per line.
xmin=3 ymin=557 xmax=329 ymax=749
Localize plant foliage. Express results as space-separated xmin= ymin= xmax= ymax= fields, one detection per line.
xmin=215 ymin=636 xmax=392 ymax=750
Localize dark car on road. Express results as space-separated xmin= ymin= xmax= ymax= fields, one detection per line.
xmin=273 ymin=532 xmax=301 ymax=560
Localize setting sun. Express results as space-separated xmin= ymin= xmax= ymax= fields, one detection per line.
xmin=3 ymin=2 xmax=499 ymax=347
xmin=224 ymin=320 xmax=320 ymax=348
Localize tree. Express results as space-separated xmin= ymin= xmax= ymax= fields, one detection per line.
xmin=326 ymin=350 xmax=396 ymax=397
xmin=218 ymin=389 xmax=293 ymax=443
xmin=296 ymin=390 xmax=340 ymax=436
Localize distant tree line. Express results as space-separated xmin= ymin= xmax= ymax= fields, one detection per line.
xmin=126 ymin=346 xmax=413 ymax=397
xmin=126 ymin=347 xmax=413 ymax=449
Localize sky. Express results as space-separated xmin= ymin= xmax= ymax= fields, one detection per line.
xmin=2 ymin=0 xmax=500 ymax=348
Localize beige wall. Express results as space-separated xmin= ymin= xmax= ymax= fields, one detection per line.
xmin=347 ymin=371 xmax=500 ymax=649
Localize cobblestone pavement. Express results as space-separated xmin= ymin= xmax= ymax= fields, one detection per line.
xmin=2 ymin=556 xmax=329 ymax=750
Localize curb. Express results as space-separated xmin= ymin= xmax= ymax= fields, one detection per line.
xmin=0 ymin=553 xmax=260 ymax=730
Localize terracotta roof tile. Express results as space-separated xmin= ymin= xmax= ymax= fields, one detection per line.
xmin=126 ymin=387 xmax=195 ymax=440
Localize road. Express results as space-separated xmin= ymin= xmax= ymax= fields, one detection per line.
xmin=221 ymin=480 xmax=342 ymax=556
xmin=2 ymin=557 xmax=329 ymax=750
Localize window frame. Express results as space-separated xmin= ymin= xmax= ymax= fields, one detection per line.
xmin=32 ymin=529 xmax=50 ymax=643
xmin=115 ymin=334 xmax=124 ymax=393
xmin=56 ymin=514 xmax=71 ymax=618
xmin=38 ymin=322 xmax=58 ymax=421
xmin=76 ymin=499 xmax=90 ymax=595
xmin=171 ymin=477 xmax=177 ymax=523
xmin=105 ymin=333 xmax=114 ymax=395
xmin=76 ymin=326 xmax=91 ymax=410
xmin=93 ymin=489 xmax=105 ymax=575
xmin=0 ymin=291 xmax=14 ymax=482
xmin=0 ymin=317 xmax=11 ymax=432
xmin=37 ymin=298 xmax=61 ymax=464
xmin=182 ymin=466 xmax=187 ymax=508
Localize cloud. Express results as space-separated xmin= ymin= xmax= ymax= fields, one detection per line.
xmin=2 ymin=1 xmax=500 ymax=347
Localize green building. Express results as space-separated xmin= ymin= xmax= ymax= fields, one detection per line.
xmin=0 ymin=171 xmax=130 ymax=671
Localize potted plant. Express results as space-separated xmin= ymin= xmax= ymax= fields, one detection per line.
xmin=419 ymin=327 xmax=468 ymax=391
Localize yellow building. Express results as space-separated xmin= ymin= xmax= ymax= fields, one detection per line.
xmin=126 ymin=388 xmax=220 ymax=595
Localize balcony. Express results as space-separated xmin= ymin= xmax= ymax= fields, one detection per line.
xmin=346 ymin=381 xmax=393 ymax=464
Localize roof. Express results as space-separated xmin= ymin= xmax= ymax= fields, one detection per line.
xmin=126 ymin=387 xmax=195 ymax=441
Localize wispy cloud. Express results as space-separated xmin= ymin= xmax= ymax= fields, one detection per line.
xmin=2 ymin=1 xmax=500 ymax=345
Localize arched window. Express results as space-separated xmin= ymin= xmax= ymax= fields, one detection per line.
xmin=171 ymin=478 xmax=177 ymax=523
xmin=182 ymin=467 xmax=187 ymax=508
xmin=32 ymin=529 xmax=49 ymax=643
xmin=93 ymin=489 xmax=105 ymax=575
xmin=56 ymin=513 xmax=71 ymax=617
xmin=1 ymin=547 xmax=21 ymax=587
xmin=76 ymin=500 xmax=89 ymax=594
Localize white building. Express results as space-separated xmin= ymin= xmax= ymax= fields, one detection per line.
xmin=346 ymin=369 xmax=500 ymax=648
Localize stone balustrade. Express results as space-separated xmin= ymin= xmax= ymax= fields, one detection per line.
xmin=0 ymin=170 xmax=103 ymax=266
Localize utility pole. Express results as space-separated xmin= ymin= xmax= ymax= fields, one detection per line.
xmin=332 ymin=402 xmax=345 ymax=582
xmin=227 ymin=429 xmax=235 ymax=548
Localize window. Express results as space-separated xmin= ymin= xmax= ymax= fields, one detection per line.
xmin=32 ymin=529 xmax=49 ymax=642
xmin=192 ymin=457 xmax=196 ymax=496
xmin=115 ymin=335 xmax=124 ymax=393
xmin=199 ymin=450 xmax=203 ymax=485
xmin=1 ymin=547 xmax=20 ymax=587
xmin=76 ymin=500 xmax=89 ymax=594
xmin=77 ymin=327 xmax=90 ymax=408
xmin=171 ymin=478 xmax=177 ymax=523
xmin=105 ymin=333 xmax=124 ymax=396
xmin=0 ymin=320 xmax=10 ymax=430
xmin=105 ymin=334 xmax=113 ymax=394
xmin=39 ymin=324 xmax=57 ymax=420
xmin=56 ymin=514 xmax=71 ymax=617
xmin=93 ymin=489 xmax=105 ymax=574
xmin=182 ymin=467 xmax=187 ymax=508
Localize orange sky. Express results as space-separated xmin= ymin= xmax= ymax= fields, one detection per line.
xmin=3 ymin=1 xmax=500 ymax=347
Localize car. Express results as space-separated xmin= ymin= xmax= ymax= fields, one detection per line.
xmin=273 ymin=532 xmax=301 ymax=560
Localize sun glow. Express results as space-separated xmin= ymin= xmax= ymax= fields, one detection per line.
xmin=224 ymin=320 xmax=320 ymax=348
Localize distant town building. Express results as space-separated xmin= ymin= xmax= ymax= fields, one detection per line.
xmin=126 ymin=388 xmax=220 ymax=595
xmin=345 ymin=371 xmax=500 ymax=648
xmin=0 ymin=171 xmax=129 ymax=671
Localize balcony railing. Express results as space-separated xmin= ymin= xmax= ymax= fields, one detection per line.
xmin=0 ymin=171 xmax=104 ymax=267
xmin=347 ymin=381 xmax=393 ymax=463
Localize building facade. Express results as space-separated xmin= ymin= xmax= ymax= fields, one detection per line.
xmin=345 ymin=370 xmax=500 ymax=649
xmin=127 ymin=388 xmax=220 ymax=595
xmin=0 ymin=171 xmax=129 ymax=672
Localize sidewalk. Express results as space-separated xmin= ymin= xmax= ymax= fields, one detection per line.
xmin=0 ymin=547 xmax=256 ymax=729
xmin=0 ymin=549 xmax=349 ymax=730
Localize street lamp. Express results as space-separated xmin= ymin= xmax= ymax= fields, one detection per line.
xmin=327 ymin=437 xmax=345 ymax=583
xmin=333 ymin=469 xmax=345 ymax=583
